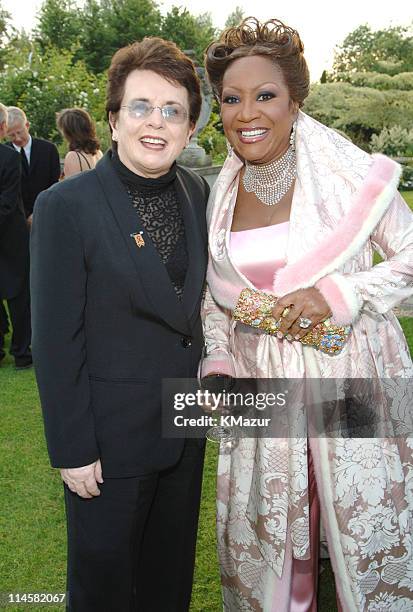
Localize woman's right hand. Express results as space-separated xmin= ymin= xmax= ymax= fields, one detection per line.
xmin=60 ymin=459 xmax=103 ymax=499
xmin=272 ymin=287 xmax=331 ymax=340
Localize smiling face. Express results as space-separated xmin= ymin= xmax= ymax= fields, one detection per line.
xmin=221 ymin=55 xmax=298 ymax=165
xmin=109 ymin=69 xmax=194 ymax=178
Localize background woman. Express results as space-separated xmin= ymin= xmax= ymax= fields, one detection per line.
xmin=202 ymin=17 xmax=413 ymax=611
xmin=31 ymin=38 xmax=209 ymax=611
xmin=56 ymin=107 xmax=102 ymax=178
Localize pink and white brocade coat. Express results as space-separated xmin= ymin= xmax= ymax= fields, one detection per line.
xmin=201 ymin=112 xmax=413 ymax=611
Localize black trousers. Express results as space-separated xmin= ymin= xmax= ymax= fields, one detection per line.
xmin=64 ymin=439 xmax=206 ymax=612
xmin=0 ymin=279 xmax=31 ymax=362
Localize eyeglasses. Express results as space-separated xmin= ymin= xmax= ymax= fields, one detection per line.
xmin=121 ymin=100 xmax=189 ymax=124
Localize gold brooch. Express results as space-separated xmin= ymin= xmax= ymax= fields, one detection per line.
xmin=130 ymin=231 xmax=145 ymax=248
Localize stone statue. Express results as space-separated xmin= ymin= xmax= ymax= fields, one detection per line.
xmin=178 ymin=50 xmax=213 ymax=168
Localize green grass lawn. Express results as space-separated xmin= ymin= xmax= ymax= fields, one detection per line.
xmin=402 ymin=190 xmax=413 ymax=210
xmin=373 ymin=191 xmax=412 ymax=265
xmin=0 ymin=353 xmax=223 ymax=611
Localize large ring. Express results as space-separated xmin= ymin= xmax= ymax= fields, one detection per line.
xmin=299 ymin=317 xmax=312 ymax=329
xmin=281 ymin=307 xmax=290 ymax=317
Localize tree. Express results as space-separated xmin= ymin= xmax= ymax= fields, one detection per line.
xmin=104 ymin=0 xmax=162 ymax=48
xmin=303 ymin=82 xmax=413 ymax=150
xmin=0 ymin=1 xmax=9 ymax=37
xmin=79 ymin=0 xmax=162 ymax=73
xmin=20 ymin=0 xmax=216 ymax=74
xmin=0 ymin=40 xmax=106 ymax=140
xmin=306 ymin=22 xmax=413 ymax=150
xmin=332 ymin=71 xmax=413 ymax=91
xmin=225 ymin=6 xmax=244 ymax=29
xmin=76 ymin=0 xmax=116 ymax=74
xmin=161 ymin=7 xmax=216 ymax=63
xmin=192 ymin=12 xmax=216 ymax=61
xmin=35 ymin=0 xmax=82 ymax=51
xmin=330 ymin=24 xmax=413 ymax=79
xmin=0 ymin=1 xmax=12 ymax=69
xmin=370 ymin=126 xmax=413 ymax=157
xmin=34 ymin=0 xmax=163 ymax=74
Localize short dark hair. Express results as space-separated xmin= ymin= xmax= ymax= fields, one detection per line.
xmin=56 ymin=108 xmax=100 ymax=155
xmin=106 ymin=37 xmax=202 ymax=125
xmin=205 ymin=17 xmax=310 ymax=108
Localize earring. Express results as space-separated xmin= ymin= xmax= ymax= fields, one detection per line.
xmin=289 ymin=120 xmax=297 ymax=151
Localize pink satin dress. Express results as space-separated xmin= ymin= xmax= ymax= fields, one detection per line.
xmin=230 ymin=223 xmax=321 ymax=612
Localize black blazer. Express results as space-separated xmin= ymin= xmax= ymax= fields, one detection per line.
xmin=0 ymin=144 xmax=29 ymax=300
xmin=9 ymin=137 xmax=61 ymax=217
xmin=30 ymin=152 xmax=209 ymax=477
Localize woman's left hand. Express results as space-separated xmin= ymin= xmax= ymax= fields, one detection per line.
xmin=271 ymin=288 xmax=331 ymax=341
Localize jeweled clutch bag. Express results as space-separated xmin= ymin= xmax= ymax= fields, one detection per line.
xmin=233 ymin=288 xmax=351 ymax=355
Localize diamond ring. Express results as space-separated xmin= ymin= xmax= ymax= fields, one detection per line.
xmin=299 ymin=317 xmax=312 ymax=329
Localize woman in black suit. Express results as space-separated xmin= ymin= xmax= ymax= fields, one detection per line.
xmin=30 ymin=38 xmax=209 ymax=612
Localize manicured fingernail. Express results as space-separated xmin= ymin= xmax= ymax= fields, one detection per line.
xmin=286 ymin=334 xmax=293 ymax=341
xmin=277 ymin=331 xmax=283 ymax=339
xmin=294 ymin=335 xmax=300 ymax=340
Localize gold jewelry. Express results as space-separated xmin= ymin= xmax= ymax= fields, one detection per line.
xmin=233 ymin=288 xmax=351 ymax=355
xmin=233 ymin=287 xmax=278 ymax=332
xmin=130 ymin=231 xmax=145 ymax=248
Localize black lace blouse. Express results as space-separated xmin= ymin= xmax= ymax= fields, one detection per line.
xmin=112 ymin=152 xmax=188 ymax=298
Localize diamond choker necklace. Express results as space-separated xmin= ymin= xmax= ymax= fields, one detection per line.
xmin=242 ymin=145 xmax=297 ymax=206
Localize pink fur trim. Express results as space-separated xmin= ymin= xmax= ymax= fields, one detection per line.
xmin=273 ymin=154 xmax=400 ymax=296
xmin=207 ymin=263 xmax=252 ymax=308
xmin=316 ymin=275 xmax=359 ymax=325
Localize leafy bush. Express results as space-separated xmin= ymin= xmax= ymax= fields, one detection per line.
xmin=304 ymin=82 xmax=413 ymax=150
xmin=400 ymin=165 xmax=413 ymax=190
xmin=0 ymin=40 xmax=106 ymax=141
xmin=370 ymin=126 xmax=413 ymax=156
xmin=198 ymin=110 xmax=227 ymax=165
xmin=332 ymin=71 xmax=413 ymax=91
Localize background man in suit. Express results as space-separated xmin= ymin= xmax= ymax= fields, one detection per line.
xmin=0 ymin=103 xmax=31 ymax=369
xmin=7 ymin=106 xmax=60 ymax=225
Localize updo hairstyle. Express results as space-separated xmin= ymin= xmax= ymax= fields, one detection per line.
xmin=205 ymin=17 xmax=310 ymax=107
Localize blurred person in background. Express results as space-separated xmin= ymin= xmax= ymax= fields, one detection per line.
xmin=56 ymin=107 xmax=103 ymax=179
xmin=0 ymin=102 xmax=31 ymax=369
xmin=7 ymin=106 xmax=60 ymax=226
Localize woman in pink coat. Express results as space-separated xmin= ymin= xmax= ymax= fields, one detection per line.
xmin=202 ymin=17 xmax=413 ymax=611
